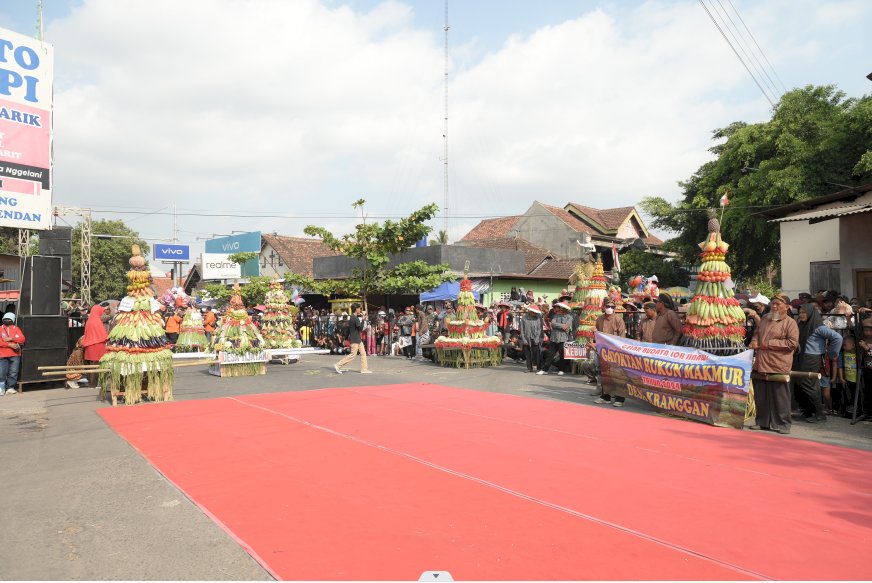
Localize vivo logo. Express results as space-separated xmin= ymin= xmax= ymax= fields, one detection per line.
xmin=222 ymin=242 xmax=240 ymax=251
xmin=160 ymin=248 xmax=185 ymax=256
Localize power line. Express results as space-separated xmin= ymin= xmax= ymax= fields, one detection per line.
xmin=87 ymin=205 xmax=784 ymax=221
xmin=725 ymin=0 xmax=788 ymax=94
xmin=710 ymin=0 xmax=782 ymax=102
xmin=697 ymin=0 xmax=775 ymax=108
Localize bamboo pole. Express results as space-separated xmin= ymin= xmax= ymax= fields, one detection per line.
xmin=38 ymin=365 xmax=101 ymax=371
xmin=41 ymin=369 xmax=110 ymax=376
xmin=172 ymin=360 xmax=218 ymax=368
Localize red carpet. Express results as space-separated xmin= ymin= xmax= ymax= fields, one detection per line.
xmin=99 ymin=383 xmax=872 ymax=581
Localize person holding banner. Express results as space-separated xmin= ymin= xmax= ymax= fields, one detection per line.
xmin=520 ymin=304 xmax=544 ymax=373
xmin=749 ymin=293 xmax=799 ymax=434
xmin=594 ymin=300 xmax=627 ymax=406
xmin=637 ymin=301 xmax=658 ymax=342
xmin=538 ymin=302 xmax=573 ymax=376
xmin=652 ymin=293 xmax=682 ymax=345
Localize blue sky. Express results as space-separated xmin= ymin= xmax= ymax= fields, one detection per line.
xmin=0 ymin=0 xmax=870 ymax=274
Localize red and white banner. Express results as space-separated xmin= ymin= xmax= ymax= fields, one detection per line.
xmin=0 ymin=27 xmax=53 ymax=230
xmin=612 ymin=242 xmax=621 ymax=273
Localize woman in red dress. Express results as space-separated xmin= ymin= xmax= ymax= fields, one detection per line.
xmin=82 ymin=305 xmax=109 ymax=387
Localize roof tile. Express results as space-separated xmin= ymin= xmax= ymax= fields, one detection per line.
xmin=459 ymin=216 xmax=521 ymax=240
xmin=568 ymin=204 xmax=636 ymax=231
xmin=262 ymin=233 xmax=339 ymax=278
xmin=526 ymin=258 xmax=581 ymax=280
xmin=539 ymin=203 xmax=598 ymax=235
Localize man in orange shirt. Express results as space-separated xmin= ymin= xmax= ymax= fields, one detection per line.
xmin=165 ymin=309 xmax=182 ymax=345
xmin=0 ymin=312 xmax=25 ymax=396
xmin=203 ymin=308 xmax=217 ymax=345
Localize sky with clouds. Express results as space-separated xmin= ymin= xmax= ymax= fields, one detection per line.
xmin=0 ymin=0 xmax=870 ymax=264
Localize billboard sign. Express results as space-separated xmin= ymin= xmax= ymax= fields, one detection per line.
xmin=204 ymin=231 xmax=260 ymax=276
xmin=201 ymin=253 xmax=241 ymax=280
xmin=0 ymin=27 xmax=53 ymax=230
xmin=154 ymin=243 xmax=190 ymax=262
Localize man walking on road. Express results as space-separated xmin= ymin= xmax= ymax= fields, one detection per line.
xmin=334 ymin=303 xmax=372 ymax=374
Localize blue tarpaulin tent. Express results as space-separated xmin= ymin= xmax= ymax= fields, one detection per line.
xmin=419 ymin=280 xmax=479 ymax=302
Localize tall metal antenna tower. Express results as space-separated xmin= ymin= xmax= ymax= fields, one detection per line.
xmin=442 ymin=0 xmax=449 ymax=237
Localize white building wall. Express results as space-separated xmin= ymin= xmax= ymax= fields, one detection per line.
xmin=839 ymin=213 xmax=872 ymax=298
xmin=258 ymin=243 xmax=281 ymax=278
xmin=779 ymin=219 xmax=840 ymax=298
xmin=617 ymin=219 xmax=638 ymax=239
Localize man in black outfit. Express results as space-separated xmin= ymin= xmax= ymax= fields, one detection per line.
xmin=334 ymin=303 xmax=372 ymax=374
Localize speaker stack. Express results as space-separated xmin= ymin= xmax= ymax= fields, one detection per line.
xmin=38 ymin=226 xmax=72 ymax=285
xmin=18 ymin=255 xmax=67 ymax=386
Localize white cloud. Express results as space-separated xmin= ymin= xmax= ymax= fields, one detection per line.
xmin=41 ymin=0 xmax=867 ymax=254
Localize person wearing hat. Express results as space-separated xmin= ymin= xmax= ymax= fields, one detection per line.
xmin=538 ymin=302 xmax=572 ymax=376
xmin=649 ymin=292 xmax=683 ymax=345
xmin=496 ymin=302 xmax=513 ymax=343
xmin=520 ymin=304 xmax=544 ymax=373
xmin=594 ymin=299 xmax=627 ymax=406
xmin=637 ymin=301 xmax=658 ymax=343
xmin=740 ymin=294 xmax=767 ymax=343
xmin=0 ymin=312 xmax=25 ymax=396
xmin=749 ymin=293 xmax=799 ymax=434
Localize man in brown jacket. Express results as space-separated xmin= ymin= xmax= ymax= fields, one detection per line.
xmin=749 ymin=293 xmax=798 ymax=434
xmin=594 ymin=299 xmax=627 ymax=407
xmin=652 ymin=293 xmax=683 ymax=345
xmin=637 ymin=302 xmax=657 ymax=342
xmin=595 ymin=300 xmax=626 ymax=338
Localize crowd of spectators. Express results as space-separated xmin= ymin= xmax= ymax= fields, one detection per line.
xmin=55 ymin=287 xmax=872 ymax=426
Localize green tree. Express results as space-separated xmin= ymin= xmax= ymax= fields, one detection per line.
xmin=641 ymin=85 xmax=872 ymax=281
xmin=618 ymin=250 xmax=690 ymax=288
xmin=72 ymin=219 xmax=149 ymax=303
xmin=202 ymin=276 xmax=279 ymax=308
xmin=303 ymin=200 xmax=453 ymax=310
xmin=428 ymin=229 xmax=449 ymax=246
xmin=0 ymin=228 xmax=18 ymax=254
xmin=227 ymin=251 xmax=258 ymax=265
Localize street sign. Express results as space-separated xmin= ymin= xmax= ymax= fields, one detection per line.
xmin=154 ymin=243 xmax=190 ymax=262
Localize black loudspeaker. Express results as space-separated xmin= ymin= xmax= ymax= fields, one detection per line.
xmin=20 ymin=255 xmax=61 ymax=316
xmin=39 ymin=227 xmax=73 ymax=283
xmin=20 ymin=347 xmax=68 ymax=384
xmin=18 ymin=315 xmax=68 ymax=349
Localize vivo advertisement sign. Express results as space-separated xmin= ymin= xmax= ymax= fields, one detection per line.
xmin=205 ymin=231 xmax=260 ymax=277
xmin=205 ymin=231 xmax=261 ymax=253
xmin=154 ymin=243 xmax=190 ymax=262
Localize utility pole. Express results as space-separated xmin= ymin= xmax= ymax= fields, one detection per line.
xmin=172 ymin=203 xmax=179 ymax=287
xmin=442 ymin=0 xmax=450 ymax=238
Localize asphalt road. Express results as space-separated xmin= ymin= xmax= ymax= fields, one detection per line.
xmin=2 ymin=353 xmax=870 ymax=580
